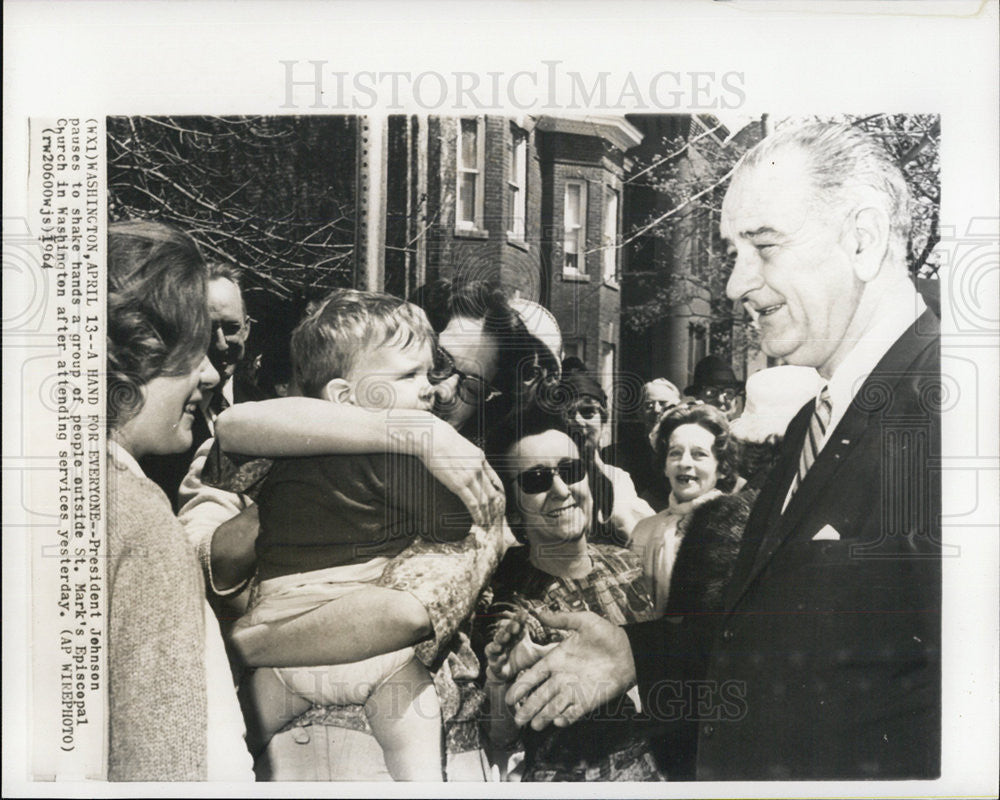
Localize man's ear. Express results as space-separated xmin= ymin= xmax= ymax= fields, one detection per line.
xmin=850 ymin=203 xmax=891 ymax=282
xmin=321 ymin=378 xmax=353 ymax=404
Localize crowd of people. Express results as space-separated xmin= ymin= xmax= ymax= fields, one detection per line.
xmin=106 ymin=121 xmax=941 ymax=782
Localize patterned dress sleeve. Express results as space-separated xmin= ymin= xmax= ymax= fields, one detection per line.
xmin=377 ymin=518 xmax=506 ymax=666
xmin=177 ymin=438 xmax=254 ymax=596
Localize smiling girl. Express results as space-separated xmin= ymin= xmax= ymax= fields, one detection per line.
xmin=628 ymin=404 xmax=739 ymax=614
xmin=106 ymin=220 xmax=251 ymax=780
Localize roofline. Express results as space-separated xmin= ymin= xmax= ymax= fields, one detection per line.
xmin=534 ymin=115 xmax=644 ymax=152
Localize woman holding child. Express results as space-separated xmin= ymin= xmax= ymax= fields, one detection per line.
xmin=209 ymin=279 xmax=559 ymax=780
xmin=473 ymin=405 xmax=665 ymax=781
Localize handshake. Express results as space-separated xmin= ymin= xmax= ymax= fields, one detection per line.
xmin=484 ymin=608 xmax=559 ymax=683
xmin=483 ymin=608 xmax=636 ymax=731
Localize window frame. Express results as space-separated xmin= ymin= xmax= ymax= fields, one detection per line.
xmin=455 ymin=116 xmax=486 ymax=233
xmin=562 ymin=338 xmax=586 ymax=364
xmin=507 ymin=124 xmax=528 ymax=241
xmin=602 ymin=185 xmax=620 ymax=285
xmin=688 ymin=322 xmax=708 ymax=381
xmin=562 ymin=179 xmax=588 ymax=277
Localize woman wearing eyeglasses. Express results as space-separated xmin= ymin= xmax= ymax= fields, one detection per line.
xmin=413 ymin=280 xmax=560 ymax=447
xmin=473 ymin=404 xmax=664 ymax=782
xmin=553 ymin=372 xmax=655 ymax=542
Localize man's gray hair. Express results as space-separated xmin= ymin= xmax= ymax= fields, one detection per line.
xmin=207 ymin=260 xmax=244 ymax=292
xmin=738 ymin=122 xmax=912 ymax=265
xmin=644 ymin=378 xmax=680 ymax=398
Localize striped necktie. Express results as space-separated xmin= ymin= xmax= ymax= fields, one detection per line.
xmin=783 ymin=385 xmax=832 ymax=510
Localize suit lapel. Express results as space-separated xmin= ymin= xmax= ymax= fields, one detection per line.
xmin=722 ymin=401 xmax=810 ymax=610
xmin=723 ymin=309 xmax=940 ymax=612
xmin=748 ymin=399 xmax=867 ymax=571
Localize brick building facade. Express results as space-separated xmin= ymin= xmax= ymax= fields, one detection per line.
xmin=372 ymin=114 xmax=642 ymax=416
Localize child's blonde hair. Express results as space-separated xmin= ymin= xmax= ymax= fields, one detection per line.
xmin=291 ymin=289 xmax=434 ymax=399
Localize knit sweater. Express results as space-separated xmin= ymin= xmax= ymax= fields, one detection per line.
xmin=107 ymin=450 xmax=209 ymax=780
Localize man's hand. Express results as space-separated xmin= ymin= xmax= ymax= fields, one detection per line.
xmin=505 ymin=609 xmax=636 ymax=730
xmin=410 ymin=418 xmax=505 ymax=528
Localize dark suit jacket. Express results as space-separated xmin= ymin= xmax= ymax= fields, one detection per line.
xmin=627 ymin=309 xmax=941 ymax=780
xmin=140 ymin=374 xmax=267 ymax=512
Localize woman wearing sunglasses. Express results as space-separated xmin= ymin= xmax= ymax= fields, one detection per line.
xmin=473 ymin=405 xmax=664 ymax=782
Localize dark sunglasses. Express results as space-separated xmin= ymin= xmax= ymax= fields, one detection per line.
xmin=698 ymin=386 xmax=739 ymax=403
xmin=430 ymin=347 xmax=502 ymax=404
xmin=514 ymin=458 xmax=587 ymax=494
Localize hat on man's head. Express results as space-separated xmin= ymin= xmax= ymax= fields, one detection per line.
xmin=510 ymin=297 xmax=563 ymax=371
xmin=729 ymin=365 xmax=823 ymax=444
xmin=685 ymin=355 xmax=743 ymax=395
xmin=561 ymin=372 xmax=607 ymax=407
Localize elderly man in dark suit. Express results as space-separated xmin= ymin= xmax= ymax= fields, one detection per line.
xmin=505 ymin=122 xmax=941 ymax=780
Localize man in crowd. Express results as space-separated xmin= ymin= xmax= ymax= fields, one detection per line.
xmin=560 ymin=372 xmax=655 ymax=540
xmin=142 ymin=262 xmax=263 ymax=509
xmin=203 ymin=263 xmax=261 ymax=416
xmin=609 ymin=378 xmax=683 ymax=511
xmin=685 ymin=355 xmax=745 ymax=420
xmin=642 ymin=378 xmax=682 ymax=437
xmin=505 ymin=122 xmax=941 ymax=780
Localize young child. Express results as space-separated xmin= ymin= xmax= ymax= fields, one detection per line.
xmin=236 ymin=289 xmax=472 ymax=780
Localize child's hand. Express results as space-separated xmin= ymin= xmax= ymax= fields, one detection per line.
xmin=485 ymin=611 xmax=557 ymax=682
xmin=484 ymin=615 xmax=524 ymax=682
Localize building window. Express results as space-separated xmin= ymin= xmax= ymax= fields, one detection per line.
xmin=563 ymin=180 xmax=587 ymax=275
xmin=602 ymin=187 xmax=620 ymax=283
xmin=507 ymin=126 xmax=527 ymax=240
xmin=456 ymin=117 xmax=484 ymax=230
xmin=688 ymin=323 xmax=708 ymax=384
